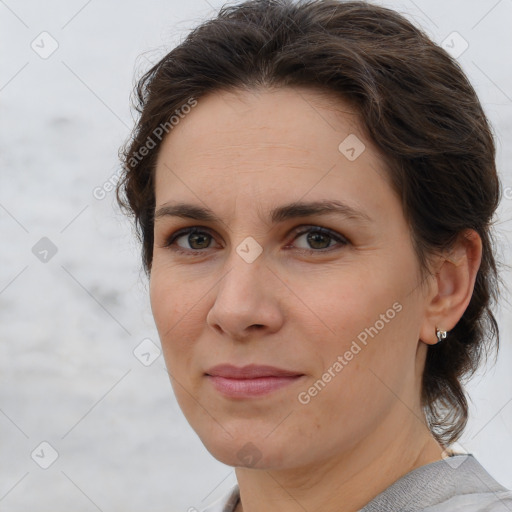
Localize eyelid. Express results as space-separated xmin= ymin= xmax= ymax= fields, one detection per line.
xmin=290 ymin=225 xmax=349 ymax=244
xmin=161 ymin=224 xmax=349 ymax=253
xmin=161 ymin=226 xmax=221 ymax=250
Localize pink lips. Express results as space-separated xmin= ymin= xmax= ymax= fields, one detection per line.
xmin=205 ymin=364 xmax=304 ymax=398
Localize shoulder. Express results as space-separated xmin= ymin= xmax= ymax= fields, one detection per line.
xmin=359 ymin=454 xmax=512 ymax=512
xmin=423 ymin=489 xmax=512 ymax=511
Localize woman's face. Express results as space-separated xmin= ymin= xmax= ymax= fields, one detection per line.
xmin=150 ymin=87 xmax=434 ymax=470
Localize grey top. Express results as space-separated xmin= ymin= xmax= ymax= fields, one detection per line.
xmin=200 ymin=454 xmax=512 ymax=511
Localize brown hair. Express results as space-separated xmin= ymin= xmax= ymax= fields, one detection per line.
xmin=116 ymin=0 xmax=504 ymax=447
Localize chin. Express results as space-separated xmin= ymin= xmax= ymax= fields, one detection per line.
xmin=197 ymin=429 xmax=286 ymax=469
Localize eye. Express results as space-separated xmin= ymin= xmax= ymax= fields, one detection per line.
xmin=161 ymin=225 xmax=348 ymax=256
xmin=162 ymin=227 xmax=219 ymax=254
xmin=288 ymin=226 xmax=348 ymax=253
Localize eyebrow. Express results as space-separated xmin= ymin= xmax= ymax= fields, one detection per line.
xmin=154 ymin=199 xmax=372 ymax=225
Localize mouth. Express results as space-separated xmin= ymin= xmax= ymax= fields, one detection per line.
xmin=205 ymin=364 xmax=305 ymax=398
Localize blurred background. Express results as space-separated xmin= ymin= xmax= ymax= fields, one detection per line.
xmin=1 ymin=0 xmax=511 ymax=510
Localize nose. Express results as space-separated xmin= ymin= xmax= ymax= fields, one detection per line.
xmin=206 ymin=251 xmax=284 ymax=341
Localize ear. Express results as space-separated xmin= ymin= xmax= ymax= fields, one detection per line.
xmin=419 ymin=229 xmax=482 ymax=345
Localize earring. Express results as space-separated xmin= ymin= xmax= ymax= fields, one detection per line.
xmin=436 ymin=327 xmax=448 ymax=344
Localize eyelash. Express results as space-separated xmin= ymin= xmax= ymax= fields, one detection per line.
xmin=161 ymin=225 xmax=349 ymax=256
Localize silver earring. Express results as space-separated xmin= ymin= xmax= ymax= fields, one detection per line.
xmin=436 ymin=327 xmax=448 ymax=344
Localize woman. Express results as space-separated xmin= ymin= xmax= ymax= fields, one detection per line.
xmin=116 ymin=0 xmax=512 ymax=510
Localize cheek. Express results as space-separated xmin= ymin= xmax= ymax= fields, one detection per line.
xmin=150 ymin=256 xmax=206 ymax=318
xmin=304 ymin=261 xmax=418 ymax=380
xmin=301 ymin=265 xmax=397 ymax=339
xmin=150 ymin=271 xmax=209 ymax=415
xmin=149 ymin=266 xmax=206 ymax=358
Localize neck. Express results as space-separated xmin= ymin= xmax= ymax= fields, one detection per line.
xmin=234 ymin=413 xmax=445 ymax=512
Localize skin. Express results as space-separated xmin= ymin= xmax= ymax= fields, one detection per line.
xmin=150 ymin=86 xmax=482 ymax=512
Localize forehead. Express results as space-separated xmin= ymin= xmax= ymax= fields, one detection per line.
xmin=157 ymin=86 xmax=364 ymax=158
xmin=153 ymin=86 xmax=397 ymax=223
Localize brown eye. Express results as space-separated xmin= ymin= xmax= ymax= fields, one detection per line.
xmin=291 ymin=226 xmax=348 ymax=252
xmin=162 ymin=225 xmax=348 ymax=256
xmin=163 ymin=227 xmax=219 ymax=253
xmin=184 ymin=231 xmax=212 ymax=249
xmin=305 ymin=231 xmax=332 ymax=249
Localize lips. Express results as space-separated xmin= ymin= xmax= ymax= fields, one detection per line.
xmin=205 ymin=364 xmax=305 ymax=398
xmin=205 ymin=364 xmax=303 ymax=379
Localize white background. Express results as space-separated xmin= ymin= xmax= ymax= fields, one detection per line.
xmin=1 ymin=0 xmax=511 ymax=510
